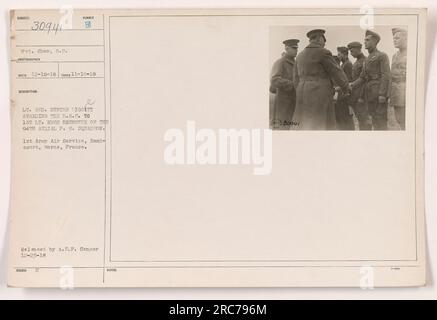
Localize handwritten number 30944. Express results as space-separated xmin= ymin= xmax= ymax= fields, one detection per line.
xmin=31 ymin=21 xmax=61 ymax=34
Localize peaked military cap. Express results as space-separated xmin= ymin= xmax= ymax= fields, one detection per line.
xmin=347 ymin=41 xmax=362 ymax=49
xmin=392 ymin=27 xmax=407 ymax=35
xmin=365 ymin=29 xmax=381 ymax=42
xmin=306 ymin=29 xmax=326 ymax=39
xmin=283 ymin=39 xmax=300 ymax=47
xmin=337 ymin=46 xmax=349 ymax=54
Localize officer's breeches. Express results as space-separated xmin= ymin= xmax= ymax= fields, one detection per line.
xmin=335 ymin=99 xmax=354 ymax=130
xmin=367 ymin=100 xmax=388 ymax=130
xmin=393 ymin=105 xmax=406 ymax=130
xmin=351 ymin=100 xmax=371 ymax=130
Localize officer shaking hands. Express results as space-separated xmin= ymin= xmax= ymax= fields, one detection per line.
xmin=350 ymin=30 xmax=391 ymax=130
xmin=292 ymin=29 xmax=350 ymax=130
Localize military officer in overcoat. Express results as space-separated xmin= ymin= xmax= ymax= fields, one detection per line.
xmin=335 ymin=46 xmax=355 ymax=130
xmin=292 ymin=29 xmax=350 ymax=130
xmin=390 ymin=28 xmax=408 ymax=130
xmin=270 ymin=39 xmax=299 ymax=130
xmin=351 ymin=30 xmax=391 ymax=130
xmin=347 ymin=41 xmax=371 ymax=130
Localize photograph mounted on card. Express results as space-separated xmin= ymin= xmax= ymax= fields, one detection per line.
xmin=8 ymin=8 xmax=426 ymax=287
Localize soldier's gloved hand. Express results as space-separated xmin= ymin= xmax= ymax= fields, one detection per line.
xmin=378 ymin=96 xmax=386 ymax=103
xmin=334 ymin=86 xmax=340 ymax=92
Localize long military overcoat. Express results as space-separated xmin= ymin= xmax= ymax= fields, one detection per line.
xmin=270 ymin=56 xmax=296 ymax=128
xmin=292 ymin=43 xmax=350 ymax=130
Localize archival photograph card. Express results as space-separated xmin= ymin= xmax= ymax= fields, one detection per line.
xmin=7 ymin=8 xmax=427 ymax=287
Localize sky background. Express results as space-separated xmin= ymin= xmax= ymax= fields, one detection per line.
xmin=270 ymin=25 xmax=408 ymax=67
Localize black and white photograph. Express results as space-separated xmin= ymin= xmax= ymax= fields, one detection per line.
xmin=269 ymin=26 xmax=408 ymax=130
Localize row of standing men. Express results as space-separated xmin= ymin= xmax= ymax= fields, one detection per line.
xmin=270 ymin=28 xmax=407 ymax=130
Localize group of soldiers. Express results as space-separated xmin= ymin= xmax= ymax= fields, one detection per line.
xmin=270 ymin=28 xmax=407 ymax=130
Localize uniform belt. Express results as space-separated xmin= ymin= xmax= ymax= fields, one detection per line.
xmin=300 ymin=75 xmax=329 ymax=81
xmin=368 ymin=74 xmax=381 ymax=80
xmin=392 ymin=76 xmax=406 ymax=83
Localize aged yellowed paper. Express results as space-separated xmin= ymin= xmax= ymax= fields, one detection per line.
xmin=8 ymin=8 xmax=426 ymax=287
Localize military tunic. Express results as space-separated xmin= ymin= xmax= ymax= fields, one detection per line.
xmin=335 ymin=59 xmax=355 ymax=130
xmin=270 ymin=56 xmax=296 ymax=129
xmin=352 ymin=48 xmax=391 ymax=130
xmin=292 ymin=43 xmax=349 ymax=130
xmin=350 ymin=54 xmax=366 ymax=104
xmin=341 ymin=59 xmax=353 ymax=81
xmin=390 ymin=50 xmax=407 ymax=130
xmin=350 ymin=53 xmax=371 ymax=130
